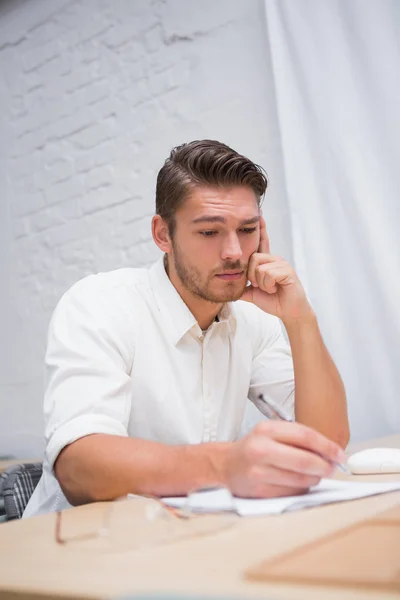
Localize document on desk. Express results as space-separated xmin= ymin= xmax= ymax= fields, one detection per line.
xmin=163 ymin=479 xmax=400 ymax=516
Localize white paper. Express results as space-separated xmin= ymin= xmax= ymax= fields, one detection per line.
xmin=163 ymin=479 xmax=400 ymax=516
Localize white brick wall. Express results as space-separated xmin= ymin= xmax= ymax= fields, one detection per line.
xmin=0 ymin=0 xmax=290 ymax=457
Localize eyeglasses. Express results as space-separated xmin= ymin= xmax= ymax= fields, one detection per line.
xmin=55 ymin=486 xmax=239 ymax=554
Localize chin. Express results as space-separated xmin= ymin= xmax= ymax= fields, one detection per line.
xmin=209 ymin=285 xmax=246 ymax=303
xmin=227 ymin=291 xmax=246 ymax=302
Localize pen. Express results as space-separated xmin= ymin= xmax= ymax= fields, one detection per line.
xmin=257 ymin=394 xmax=351 ymax=475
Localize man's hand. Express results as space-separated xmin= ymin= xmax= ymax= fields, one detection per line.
xmin=223 ymin=421 xmax=346 ymax=498
xmin=241 ymin=217 xmax=313 ymax=323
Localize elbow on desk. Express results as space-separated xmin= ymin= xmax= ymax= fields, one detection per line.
xmin=54 ymin=457 xmax=96 ymax=507
xmin=55 ymin=463 xmax=115 ymax=506
xmin=54 ymin=443 xmax=116 ymax=507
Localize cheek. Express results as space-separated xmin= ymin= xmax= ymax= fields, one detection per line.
xmin=178 ymin=235 xmax=203 ymax=259
xmin=243 ymin=236 xmax=259 ymax=256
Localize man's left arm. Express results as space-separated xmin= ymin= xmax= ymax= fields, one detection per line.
xmin=284 ymin=315 xmax=349 ymax=447
xmin=241 ymin=217 xmax=350 ymax=448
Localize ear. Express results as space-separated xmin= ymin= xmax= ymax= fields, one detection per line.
xmin=152 ymin=215 xmax=172 ymax=253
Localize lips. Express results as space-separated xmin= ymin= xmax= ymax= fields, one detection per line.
xmin=215 ymin=272 xmax=244 ymax=281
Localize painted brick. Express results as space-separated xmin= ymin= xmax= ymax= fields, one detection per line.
xmin=12 ymin=191 xmax=46 ymax=217
xmin=81 ymin=185 xmax=131 ymax=215
xmin=42 ymin=219 xmax=87 ymax=248
xmin=44 ymin=177 xmax=83 ymax=205
xmin=85 ymin=165 xmax=115 ymax=190
xmin=75 ymin=142 xmax=116 ymax=173
xmin=12 ymin=217 xmax=31 ymax=239
xmin=29 ymin=199 xmax=81 ymax=232
xmin=22 ymin=40 xmax=59 ymax=73
xmin=0 ymin=0 xmax=274 ymax=456
xmin=45 ymin=159 xmax=74 ymax=185
xmin=69 ymin=117 xmax=115 ymax=150
xmin=51 ymin=108 xmax=95 ymax=140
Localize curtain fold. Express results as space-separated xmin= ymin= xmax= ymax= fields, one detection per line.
xmin=263 ymin=0 xmax=400 ymax=441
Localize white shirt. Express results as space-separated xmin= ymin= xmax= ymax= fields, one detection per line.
xmin=24 ymin=258 xmax=294 ymax=517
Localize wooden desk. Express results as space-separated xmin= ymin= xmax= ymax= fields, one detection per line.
xmin=0 ymin=459 xmax=42 ymax=474
xmin=0 ymin=436 xmax=399 ymax=600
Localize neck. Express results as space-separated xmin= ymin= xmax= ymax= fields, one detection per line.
xmin=164 ymin=255 xmax=222 ymax=330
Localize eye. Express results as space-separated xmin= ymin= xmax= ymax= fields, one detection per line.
xmin=239 ymin=227 xmax=257 ymax=234
xmin=199 ymin=230 xmax=218 ymax=237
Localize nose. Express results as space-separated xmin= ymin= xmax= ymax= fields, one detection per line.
xmin=221 ymin=233 xmax=243 ymax=262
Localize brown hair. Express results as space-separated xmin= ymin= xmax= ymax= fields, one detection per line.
xmin=156 ymin=140 xmax=268 ymax=236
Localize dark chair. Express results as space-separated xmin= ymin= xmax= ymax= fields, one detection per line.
xmin=0 ymin=462 xmax=42 ymax=520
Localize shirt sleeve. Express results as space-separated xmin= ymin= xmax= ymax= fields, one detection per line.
xmin=43 ymin=277 xmax=135 ymax=470
xmin=247 ymin=311 xmax=295 ymax=419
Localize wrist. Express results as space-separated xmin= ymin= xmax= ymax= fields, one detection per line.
xmin=282 ymin=309 xmax=317 ymax=331
xmin=205 ymin=442 xmax=235 ymax=488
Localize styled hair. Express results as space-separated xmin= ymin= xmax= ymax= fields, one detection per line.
xmin=155 ymin=140 xmax=268 ymax=236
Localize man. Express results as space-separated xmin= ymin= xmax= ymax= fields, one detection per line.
xmin=24 ymin=140 xmax=349 ymax=517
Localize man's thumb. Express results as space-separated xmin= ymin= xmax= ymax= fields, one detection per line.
xmin=240 ymin=285 xmax=254 ymax=303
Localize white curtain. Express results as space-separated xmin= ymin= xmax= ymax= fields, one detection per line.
xmin=263 ymin=0 xmax=400 ymax=441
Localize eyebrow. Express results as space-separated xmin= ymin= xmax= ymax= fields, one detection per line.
xmin=192 ymin=215 xmax=260 ymax=226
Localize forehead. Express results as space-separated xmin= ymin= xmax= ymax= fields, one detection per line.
xmin=177 ymin=185 xmax=260 ymax=222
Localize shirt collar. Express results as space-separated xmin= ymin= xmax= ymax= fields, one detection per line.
xmin=149 ymin=257 xmax=237 ymax=346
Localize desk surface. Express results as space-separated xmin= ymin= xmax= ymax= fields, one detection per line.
xmin=0 ymin=435 xmax=399 ymax=600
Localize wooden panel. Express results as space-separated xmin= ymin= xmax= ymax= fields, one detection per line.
xmin=246 ymin=505 xmax=400 ymax=592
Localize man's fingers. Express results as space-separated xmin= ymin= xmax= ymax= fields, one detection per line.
xmin=246 ymin=433 xmax=334 ymax=477
xmin=260 ymin=439 xmax=334 ymax=477
xmin=247 ymin=253 xmax=281 ymax=287
xmin=258 ymin=216 xmax=271 ymax=254
xmin=250 ymin=463 xmax=322 ymax=488
xmin=257 ymin=268 xmax=280 ymax=294
xmin=254 ymin=421 xmax=346 ymax=465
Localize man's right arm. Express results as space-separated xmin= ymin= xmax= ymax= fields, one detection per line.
xmin=54 ymin=434 xmax=229 ymax=504
xmin=54 ymin=421 xmax=347 ymax=505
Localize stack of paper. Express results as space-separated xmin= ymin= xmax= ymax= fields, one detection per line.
xmin=163 ymin=479 xmax=400 ymax=516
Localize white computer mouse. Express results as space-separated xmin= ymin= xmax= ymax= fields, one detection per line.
xmin=347 ymin=447 xmax=400 ymax=474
